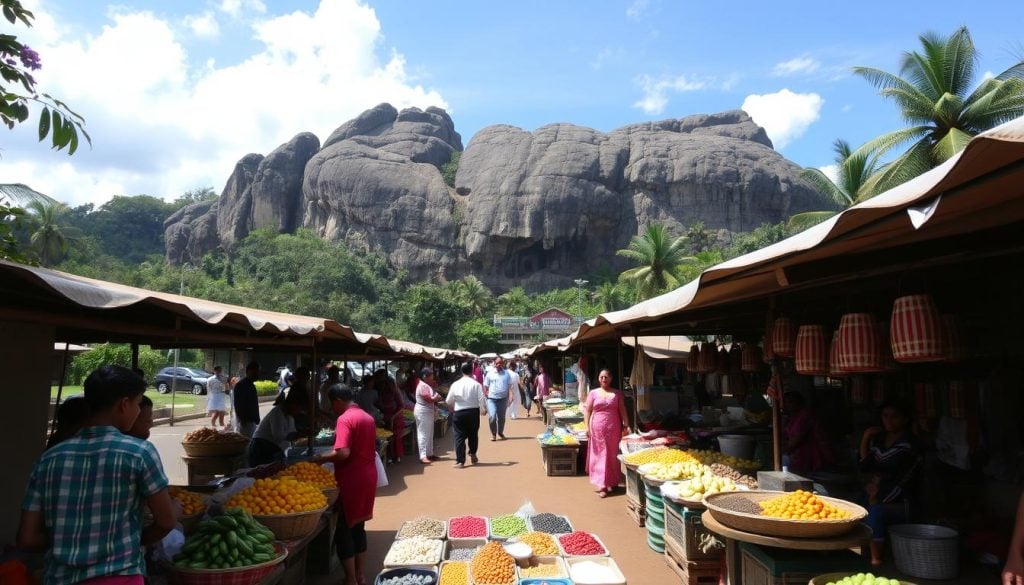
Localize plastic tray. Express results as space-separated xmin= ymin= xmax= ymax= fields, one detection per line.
xmin=436 ymin=561 xmax=470 ymax=585
xmin=489 ymin=514 xmax=529 ymax=541
xmin=396 ymin=518 xmax=447 ymax=540
xmin=556 ymin=532 xmax=610 ymax=557
xmin=382 ymin=538 xmax=444 ymax=568
xmin=565 ymin=556 xmax=627 ymax=585
xmin=526 ymin=514 xmax=574 ymax=535
xmin=519 ymin=580 xmax=572 ymax=585
xmin=446 ymin=515 xmax=490 ymax=540
xmin=516 ymin=556 xmax=568 ymax=581
xmin=374 ymin=567 xmax=438 ymax=585
xmin=443 ymin=538 xmax=486 ymax=560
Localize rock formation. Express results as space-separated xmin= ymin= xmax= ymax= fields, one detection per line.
xmin=165 ymin=104 xmax=828 ymax=291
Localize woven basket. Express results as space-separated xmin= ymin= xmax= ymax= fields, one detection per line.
xmin=704 ymin=491 xmax=867 ymax=538
xmin=252 ymin=506 xmax=326 ymax=540
xmin=181 ymin=440 xmax=248 ymax=458
xmin=809 ymin=573 xmax=915 ymax=585
xmin=321 ymin=487 xmax=338 ymax=508
xmin=166 ymin=543 xmax=286 ymax=585
xmin=889 ymin=524 xmax=958 ymax=580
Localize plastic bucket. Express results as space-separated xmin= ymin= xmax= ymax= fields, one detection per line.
xmin=718 ymin=435 xmax=756 ymax=460
xmin=889 ymin=524 xmax=958 ymax=580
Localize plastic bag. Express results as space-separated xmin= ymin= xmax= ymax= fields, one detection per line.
xmin=375 ymin=452 xmax=388 ymax=488
xmin=515 ymin=500 xmax=536 ymax=519
xmin=152 ymin=528 xmax=185 ymax=562
xmin=210 ymin=476 xmax=254 ymax=506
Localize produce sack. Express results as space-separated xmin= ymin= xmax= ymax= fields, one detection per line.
xmin=375 ymin=452 xmax=388 ymax=488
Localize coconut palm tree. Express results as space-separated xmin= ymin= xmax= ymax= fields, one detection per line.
xmin=592 ymin=281 xmax=625 ymax=313
xmin=788 ymin=139 xmax=886 ymax=231
xmin=26 ymin=199 xmax=79 ymax=266
xmin=616 ymin=224 xmax=695 ymax=301
xmin=451 ymin=275 xmax=493 ymax=317
xmin=853 ymin=26 xmax=1024 ymax=192
xmin=497 ymin=286 xmax=532 ymax=316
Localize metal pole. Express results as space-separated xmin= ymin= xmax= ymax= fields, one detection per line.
xmin=170 ymin=264 xmax=189 ymax=426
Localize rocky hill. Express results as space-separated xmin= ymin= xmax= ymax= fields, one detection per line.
xmin=165 ymin=103 xmax=827 ymax=291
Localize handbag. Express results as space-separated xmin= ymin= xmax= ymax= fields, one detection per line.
xmin=375 ymin=451 xmax=388 ymax=488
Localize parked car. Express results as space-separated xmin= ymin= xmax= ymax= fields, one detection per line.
xmin=153 ymin=367 xmax=214 ymax=395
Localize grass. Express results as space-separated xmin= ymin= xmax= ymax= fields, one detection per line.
xmin=50 ymin=385 xmax=198 ymax=410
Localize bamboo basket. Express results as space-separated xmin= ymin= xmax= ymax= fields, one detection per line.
xmin=809 ymin=574 xmax=914 ymax=585
xmin=704 ymin=491 xmax=867 ymax=538
xmin=181 ymin=440 xmax=248 ymax=458
xmin=165 ymin=543 xmax=287 ymax=585
xmin=321 ymin=487 xmax=338 ymax=508
xmin=252 ymin=506 xmax=326 ymax=540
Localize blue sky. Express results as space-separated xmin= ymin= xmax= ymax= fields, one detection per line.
xmin=2 ymin=0 xmax=1022 ymax=206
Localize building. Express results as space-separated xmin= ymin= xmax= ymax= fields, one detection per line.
xmin=494 ymin=307 xmax=581 ymax=348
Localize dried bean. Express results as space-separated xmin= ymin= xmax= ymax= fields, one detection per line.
xmin=447 ymin=548 xmax=478 ymax=561
xmin=709 ymin=463 xmax=759 ymax=488
xmin=398 ymin=517 xmax=445 ymax=539
xmin=384 ymin=536 xmax=443 ymax=565
xmin=490 ymin=514 xmax=527 ymax=538
xmin=439 ymin=561 xmax=469 ymax=585
xmin=378 ymin=574 xmax=434 ymax=585
xmin=448 ymin=516 xmax=487 ymax=538
xmin=516 ymin=532 xmax=558 ymax=556
xmin=470 ymin=542 xmax=515 ymax=585
xmin=713 ymin=494 xmax=762 ymax=514
xmin=529 ymin=513 xmax=572 ymax=534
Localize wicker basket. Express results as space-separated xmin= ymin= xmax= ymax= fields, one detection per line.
xmin=252 ymin=506 xmax=326 ymax=540
xmin=321 ymin=487 xmax=338 ymax=508
xmin=181 ymin=440 xmax=248 ymax=458
xmin=809 ymin=573 xmax=915 ymax=585
xmin=165 ymin=543 xmax=287 ymax=585
xmin=704 ymin=491 xmax=867 ymax=538
xmin=889 ymin=524 xmax=958 ymax=580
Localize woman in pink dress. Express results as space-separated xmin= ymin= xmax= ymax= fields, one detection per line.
xmin=314 ymin=384 xmax=378 ymax=585
xmin=582 ymin=369 xmax=629 ymax=497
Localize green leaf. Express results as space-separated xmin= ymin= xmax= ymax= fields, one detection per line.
xmin=2 ymin=5 xmax=15 ymax=24
xmin=37 ymin=106 xmax=49 ymax=141
xmin=50 ymin=109 xmax=61 ymax=149
xmin=67 ymin=129 xmax=78 ymax=155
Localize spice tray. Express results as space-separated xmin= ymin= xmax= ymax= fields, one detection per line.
xmin=396 ymin=518 xmax=448 ymax=540
xmin=565 ymin=556 xmax=626 ymax=585
xmin=527 ymin=514 xmax=574 ymax=535
xmin=374 ymin=567 xmax=438 ymax=585
xmin=447 ymin=515 xmax=490 ymax=540
xmin=436 ymin=561 xmax=469 ymax=584
xmin=489 ymin=514 xmax=529 ymax=541
xmin=443 ymin=538 xmax=487 ymax=560
xmin=382 ymin=538 xmax=444 ymax=569
xmin=556 ymin=532 xmax=610 ymax=557
xmin=519 ymin=580 xmax=572 ymax=585
xmin=516 ymin=556 xmax=568 ymax=581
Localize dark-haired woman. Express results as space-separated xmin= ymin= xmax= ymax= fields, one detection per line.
xmin=582 ymin=369 xmax=629 ymax=497
xmin=414 ymin=368 xmax=445 ymax=464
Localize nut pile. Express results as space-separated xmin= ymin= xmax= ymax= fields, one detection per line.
xmin=274 ymin=462 xmax=337 ymax=489
xmin=398 ymin=517 xmax=446 ymax=539
xmin=713 ymin=493 xmax=766 ymax=515
xmin=709 ymin=463 xmax=758 ymax=488
xmin=183 ymin=428 xmax=247 ymax=442
xmin=558 ymin=531 xmax=606 ymax=556
xmin=470 ymin=541 xmax=515 ymax=584
xmin=520 ymin=562 xmax=566 ymax=578
xmin=490 ymin=514 xmax=527 ymax=538
xmin=448 ymin=516 xmax=488 ymax=538
xmin=378 ymin=573 xmax=434 ymax=585
xmin=529 ymin=513 xmax=572 ymax=534
xmin=516 ymin=532 xmax=558 ymax=556
xmin=439 ymin=561 xmax=469 ymax=585
xmin=383 ymin=536 xmax=443 ymax=565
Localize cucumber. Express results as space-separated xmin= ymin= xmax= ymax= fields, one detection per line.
xmin=209 ymin=533 xmax=222 ymax=545
xmin=189 ymin=561 xmax=209 ymax=569
xmin=216 ymin=515 xmax=238 ymax=530
xmin=227 ymin=531 xmax=238 ymax=547
xmin=236 ymin=538 xmax=254 ymax=557
xmin=252 ymin=553 xmax=272 ymax=563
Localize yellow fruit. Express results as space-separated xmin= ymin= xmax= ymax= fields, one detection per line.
xmin=225 ymin=477 xmax=327 ymax=515
xmin=759 ymin=490 xmax=851 ymax=521
xmin=274 ymin=462 xmax=336 ymax=489
xmin=168 ymin=487 xmax=205 ymax=516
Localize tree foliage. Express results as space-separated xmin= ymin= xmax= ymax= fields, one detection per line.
xmin=616 ymin=224 xmax=696 ymax=301
xmin=456 ymin=317 xmax=502 ymax=354
xmin=441 ymin=151 xmax=461 ymax=188
xmin=67 ymin=343 xmax=166 ymax=385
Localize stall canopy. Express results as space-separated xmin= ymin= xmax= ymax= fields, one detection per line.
xmin=560 ymin=115 xmax=1024 ymax=344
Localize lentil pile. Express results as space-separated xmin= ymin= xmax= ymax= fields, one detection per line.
xmin=470 ymin=541 xmax=515 ymax=584
xmin=448 ymin=516 xmax=488 ymax=538
xmin=519 ymin=562 xmax=566 ymax=578
xmin=398 ymin=517 xmax=446 ymax=539
xmin=438 ymin=561 xmax=469 ymax=585
xmin=490 ymin=514 xmax=527 ymax=538
xmin=529 ymin=513 xmax=572 ymax=534
xmin=383 ymin=536 xmax=443 ymax=566
xmin=516 ymin=532 xmax=558 ymax=556
xmin=712 ymin=493 xmax=762 ymax=514
xmin=378 ymin=573 xmax=434 ymax=585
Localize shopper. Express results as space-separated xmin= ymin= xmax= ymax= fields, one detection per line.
xmin=313 ymin=384 xmax=377 ymax=585
xmin=207 ymin=365 xmax=229 ymax=427
xmin=414 ymin=367 xmax=445 ymax=464
xmin=782 ymin=391 xmax=831 ymax=474
xmin=233 ymin=361 xmax=261 ymax=438
xmin=582 ymin=369 xmax=628 ymax=497
xmin=18 ymin=365 xmax=175 ymax=584
xmin=45 ymin=395 xmax=90 ymax=449
xmin=375 ymin=369 xmax=406 ymax=464
xmin=126 ymin=395 xmax=155 ymax=440
xmin=483 ymin=357 xmax=513 ymax=441
xmin=534 ymin=364 xmax=552 ymax=403
xmin=248 ymin=393 xmax=304 ymax=466
xmin=446 ymin=362 xmax=487 ymax=468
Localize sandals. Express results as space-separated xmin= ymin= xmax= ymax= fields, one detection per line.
xmin=420 ymin=458 xmax=431 ymax=464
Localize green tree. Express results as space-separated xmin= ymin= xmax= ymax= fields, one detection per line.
xmin=399 ymin=283 xmax=464 ymax=348
xmin=441 ymin=151 xmax=461 ymax=188
xmin=456 ymin=317 xmax=501 ymax=354
xmin=616 ymin=224 xmax=696 ymax=301
xmin=26 ymin=199 xmax=79 ymax=266
xmin=80 ymin=195 xmax=174 ymax=263
xmin=68 ymin=343 xmax=166 ymax=385
xmin=592 ymin=281 xmax=625 ymax=312
xmin=789 ymin=139 xmax=885 ymax=231
xmin=685 ymin=221 xmax=715 ymax=253
xmin=449 ymin=275 xmax=493 ymax=317
xmin=853 ymin=27 xmax=1024 ymax=192
xmin=172 ymin=187 xmax=217 ymax=210
xmin=497 ymin=286 xmax=532 ymax=316
xmin=0 ymin=197 xmax=29 ymax=263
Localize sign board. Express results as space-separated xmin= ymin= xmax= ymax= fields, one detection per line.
xmin=529 ymin=308 xmax=574 ymax=330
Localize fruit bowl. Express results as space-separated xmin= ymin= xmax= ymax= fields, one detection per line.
xmin=809 ymin=573 xmax=914 ymax=585
xmin=166 ymin=543 xmax=287 ymax=585
xmin=704 ymin=491 xmax=867 ymax=538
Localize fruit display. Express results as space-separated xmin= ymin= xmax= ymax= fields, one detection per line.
xmin=448 ymin=516 xmax=488 ymax=538
xmin=397 ymin=517 xmax=446 ymax=539
xmin=168 ymin=486 xmax=206 ymax=516
xmin=225 ymin=477 xmax=327 ymax=515
xmin=172 ymin=508 xmax=278 ymax=569
xmin=528 ymin=513 xmax=573 ymax=534
xmin=822 ymin=573 xmax=903 ymax=585
xmin=515 ymin=531 xmax=559 ymax=555
xmin=553 ymin=406 xmax=581 ymax=418
xmin=490 ymin=514 xmax=528 ymax=539
xmin=661 ymin=472 xmax=738 ymax=501
xmin=383 ymin=536 xmax=443 ymax=566
xmin=470 ymin=541 xmax=516 ymax=585
xmin=759 ymin=490 xmax=852 ymax=520
xmin=637 ymin=460 xmax=707 ymax=481
xmin=274 ymin=462 xmax=336 ymax=489
xmin=623 ymin=447 xmax=697 ymax=466
xmin=183 ymin=427 xmax=247 ymax=443
xmin=708 ymin=462 xmax=759 ymax=488
xmin=558 ymin=532 xmax=606 ymax=556
xmin=538 ymin=433 xmax=578 ymax=446
xmin=439 ymin=561 xmax=469 ymax=585
xmin=687 ymin=448 xmax=759 ymax=470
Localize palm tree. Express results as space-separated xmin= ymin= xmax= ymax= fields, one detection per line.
xmin=592 ymin=281 xmax=624 ymax=313
xmin=26 ymin=199 xmax=78 ymax=266
xmin=789 ymin=139 xmax=885 ymax=231
xmin=452 ymin=275 xmax=493 ymax=316
xmin=852 ymin=27 xmax=1024 ymax=192
xmin=616 ymin=224 xmax=696 ymax=301
xmin=497 ymin=286 xmax=532 ymax=316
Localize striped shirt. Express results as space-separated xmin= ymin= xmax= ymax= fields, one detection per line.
xmin=23 ymin=425 xmax=169 ymax=585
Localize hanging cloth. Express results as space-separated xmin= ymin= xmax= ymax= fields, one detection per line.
xmin=629 ymin=346 xmax=655 ymax=412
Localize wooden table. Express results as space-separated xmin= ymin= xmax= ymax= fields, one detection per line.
xmin=701 ymin=511 xmax=872 ymax=585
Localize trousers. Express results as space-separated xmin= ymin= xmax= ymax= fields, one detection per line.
xmin=486 ymin=397 xmax=508 ymax=436
xmin=453 ymin=408 xmax=480 ymax=464
xmin=414 ymin=404 xmax=435 ymax=460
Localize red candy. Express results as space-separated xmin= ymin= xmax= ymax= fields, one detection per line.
xmin=558 ymin=531 xmax=605 ymax=555
xmin=449 ymin=515 xmax=488 ymax=538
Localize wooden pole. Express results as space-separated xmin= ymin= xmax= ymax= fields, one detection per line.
xmin=770 ymin=359 xmax=784 ymax=471
xmin=307 ymin=344 xmax=319 ymax=456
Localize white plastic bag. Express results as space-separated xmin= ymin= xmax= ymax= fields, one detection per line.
xmin=152 ymin=528 xmax=185 ymax=562
xmin=515 ymin=500 xmax=536 ymax=519
xmin=210 ymin=476 xmax=255 ymax=506
xmin=375 ymin=452 xmax=388 ymax=488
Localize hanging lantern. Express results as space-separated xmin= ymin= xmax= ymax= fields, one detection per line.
xmin=795 ymin=325 xmax=828 ymax=375
xmin=850 ymin=375 xmax=867 ymax=405
xmin=717 ymin=346 xmax=730 ymax=374
xmin=771 ymin=317 xmax=797 ymax=358
xmin=941 ymin=315 xmax=964 ymax=363
xmin=837 ymin=313 xmax=883 ymax=372
xmin=741 ymin=344 xmax=763 ymax=372
xmin=890 ymin=294 xmax=945 ymax=363
xmin=697 ymin=341 xmax=718 ymax=373
xmin=686 ymin=344 xmax=700 ymax=372
xmin=829 ymin=331 xmax=849 ymax=378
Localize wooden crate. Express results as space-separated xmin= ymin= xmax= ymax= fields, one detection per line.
xmin=664 ymin=540 xmax=720 ymax=585
xmin=664 ymin=502 xmax=722 ymax=562
xmin=626 ymin=499 xmax=646 ymax=527
xmin=624 ymin=465 xmax=646 ymax=508
xmin=542 ymin=445 xmax=579 ymax=476
xmin=739 ymin=543 xmax=870 ymax=585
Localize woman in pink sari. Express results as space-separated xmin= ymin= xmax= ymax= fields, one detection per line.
xmin=582 ymin=369 xmax=629 ymax=497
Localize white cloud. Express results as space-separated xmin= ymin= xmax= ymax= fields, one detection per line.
xmin=819 ymin=164 xmax=840 ymax=185
xmin=626 ymin=0 xmax=649 ymax=19
xmin=841 ymin=104 xmax=853 ymax=113
xmin=592 ymin=47 xmax=623 ymax=70
xmin=982 ymin=70 xmax=996 ymax=81
xmin=0 ymin=0 xmax=447 ymax=206
xmin=772 ymin=56 xmax=820 ymax=77
xmin=741 ymin=89 xmax=823 ymax=149
xmin=184 ymin=12 xmax=220 ymax=38
xmin=219 ymin=0 xmax=266 ymax=18
xmin=632 ymin=74 xmax=706 ymax=115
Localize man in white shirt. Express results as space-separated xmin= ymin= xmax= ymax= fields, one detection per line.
xmin=483 ymin=358 xmax=513 ymax=440
xmin=446 ymin=362 xmax=487 ymax=467
xmin=507 ymin=366 xmax=522 ymax=419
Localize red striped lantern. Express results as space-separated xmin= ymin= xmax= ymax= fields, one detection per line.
xmin=829 ymin=331 xmax=849 ymax=378
xmin=941 ymin=315 xmax=964 ymax=363
xmin=890 ymin=294 xmax=945 ymax=363
xmin=717 ymin=346 xmax=730 ymax=374
xmin=697 ymin=341 xmax=718 ymax=373
xmin=795 ymin=325 xmax=828 ymax=375
xmin=771 ymin=317 xmax=796 ymax=358
xmin=741 ymin=344 xmax=763 ymax=372
xmin=837 ymin=313 xmax=883 ymax=372
xmin=686 ymin=344 xmax=701 ymax=372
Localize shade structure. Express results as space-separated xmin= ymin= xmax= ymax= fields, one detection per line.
xmin=697 ymin=341 xmax=718 ymax=373
xmin=942 ymin=315 xmax=964 ymax=363
xmin=828 ymin=330 xmax=849 ymax=378
xmin=890 ymin=294 xmax=945 ymax=362
xmin=686 ymin=344 xmax=701 ymax=372
xmin=794 ymin=325 xmax=828 ymax=375
xmin=771 ymin=317 xmax=796 ymax=358
xmin=837 ymin=313 xmax=883 ymax=372
xmin=741 ymin=344 xmax=762 ymax=372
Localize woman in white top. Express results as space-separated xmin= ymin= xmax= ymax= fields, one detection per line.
xmin=446 ymin=362 xmax=487 ymax=468
xmin=206 ymin=366 xmax=229 ymax=427
xmin=414 ymin=367 xmax=445 ymax=464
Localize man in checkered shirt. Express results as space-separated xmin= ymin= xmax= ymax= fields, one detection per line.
xmin=18 ymin=365 xmax=176 ymax=585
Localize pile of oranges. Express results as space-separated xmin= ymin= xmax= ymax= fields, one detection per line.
xmin=226 ymin=477 xmax=327 ymax=515
xmin=438 ymin=561 xmax=469 ymax=585
xmin=168 ymin=487 xmax=205 ymax=516
xmin=274 ymin=462 xmax=336 ymax=489
xmin=470 ymin=541 xmax=515 ymax=584
xmin=759 ymin=490 xmax=851 ymax=521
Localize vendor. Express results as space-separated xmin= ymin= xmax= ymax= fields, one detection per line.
xmin=248 ymin=392 xmax=305 ymax=466
xmin=782 ymin=391 xmax=831 ymax=474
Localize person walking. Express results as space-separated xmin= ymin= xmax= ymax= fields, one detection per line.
xmin=582 ymin=369 xmax=628 ymax=497
xmin=483 ymin=357 xmax=513 ymax=441
xmin=313 ymin=385 xmax=378 ymax=585
xmin=414 ymin=367 xmax=445 ymax=464
xmin=508 ymin=365 xmax=522 ymax=419
xmin=233 ymin=361 xmax=262 ymax=438
xmin=206 ymin=365 xmax=229 ymax=427
xmin=446 ymin=362 xmax=486 ymax=468
xmin=534 ymin=364 xmax=552 ymax=403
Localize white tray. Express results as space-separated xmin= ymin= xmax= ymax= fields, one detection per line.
xmin=566 ymin=556 xmax=626 ymax=585
xmin=516 ymin=556 xmax=568 ymax=581
xmin=526 ymin=514 xmax=574 ymax=535
xmin=382 ymin=537 xmax=443 ymax=568
xmin=395 ymin=518 xmax=447 ymax=540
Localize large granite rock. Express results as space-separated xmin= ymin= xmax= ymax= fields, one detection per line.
xmin=165 ymin=105 xmax=828 ymax=291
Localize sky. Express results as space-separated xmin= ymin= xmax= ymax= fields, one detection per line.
xmin=1 ymin=0 xmax=1022 ymax=206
